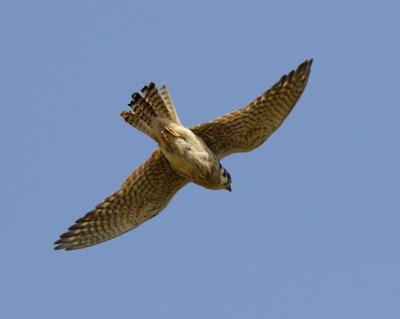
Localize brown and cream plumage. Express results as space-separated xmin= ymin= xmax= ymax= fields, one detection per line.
xmin=54 ymin=59 xmax=313 ymax=250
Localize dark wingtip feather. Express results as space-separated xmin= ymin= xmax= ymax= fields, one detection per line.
xmin=299 ymin=58 xmax=313 ymax=70
xmin=54 ymin=238 xmax=79 ymax=251
xmin=54 ymin=243 xmax=76 ymax=251
xmin=293 ymin=59 xmax=313 ymax=74
xmin=54 ymin=238 xmax=66 ymax=250
xmin=54 ymin=242 xmax=70 ymax=250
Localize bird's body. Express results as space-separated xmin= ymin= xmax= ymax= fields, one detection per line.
xmin=55 ymin=59 xmax=313 ymax=250
xmin=121 ymin=84 xmax=231 ymax=190
xmin=157 ymin=122 xmax=229 ymax=190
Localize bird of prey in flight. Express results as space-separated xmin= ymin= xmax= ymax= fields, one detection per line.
xmin=54 ymin=59 xmax=313 ymax=250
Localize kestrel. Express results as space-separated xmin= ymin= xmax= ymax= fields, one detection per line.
xmin=54 ymin=59 xmax=313 ymax=250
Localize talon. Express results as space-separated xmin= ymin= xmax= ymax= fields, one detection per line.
xmin=164 ymin=126 xmax=181 ymax=137
xmin=161 ymin=130 xmax=169 ymax=142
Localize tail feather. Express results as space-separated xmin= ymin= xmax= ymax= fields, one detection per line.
xmin=121 ymin=82 xmax=179 ymax=141
xmin=120 ymin=111 xmax=155 ymax=138
xmin=160 ymin=84 xmax=181 ymax=124
xmin=141 ymin=82 xmax=173 ymax=121
xmin=129 ymin=92 xmax=157 ymax=126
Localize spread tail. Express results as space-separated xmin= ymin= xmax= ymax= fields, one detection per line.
xmin=121 ymin=82 xmax=180 ymax=140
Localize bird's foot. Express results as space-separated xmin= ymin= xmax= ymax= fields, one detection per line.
xmin=161 ymin=126 xmax=181 ymax=142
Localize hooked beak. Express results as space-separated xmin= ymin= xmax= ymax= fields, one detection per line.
xmin=225 ymin=184 xmax=232 ymax=192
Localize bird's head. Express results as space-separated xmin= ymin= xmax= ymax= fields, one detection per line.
xmin=218 ymin=163 xmax=232 ymax=192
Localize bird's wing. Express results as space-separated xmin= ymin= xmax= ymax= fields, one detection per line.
xmin=190 ymin=59 xmax=313 ymax=159
xmin=54 ymin=150 xmax=188 ymax=250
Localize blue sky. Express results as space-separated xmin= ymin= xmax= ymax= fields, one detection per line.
xmin=1 ymin=0 xmax=400 ymax=318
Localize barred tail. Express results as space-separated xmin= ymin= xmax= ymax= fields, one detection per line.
xmin=120 ymin=82 xmax=179 ymax=139
xmin=160 ymin=84 xmax=181 ymax=124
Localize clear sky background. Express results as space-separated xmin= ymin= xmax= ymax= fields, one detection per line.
xmin=1 ymin=0 xmax=399 ymax=318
